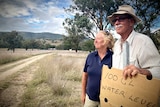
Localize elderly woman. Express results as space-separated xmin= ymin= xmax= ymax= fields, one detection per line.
xmin=81 ymin=30 xmax=114 ymax=107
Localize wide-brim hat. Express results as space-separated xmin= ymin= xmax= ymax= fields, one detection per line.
xmin=108 ymin=5 xmax=141 ymax=24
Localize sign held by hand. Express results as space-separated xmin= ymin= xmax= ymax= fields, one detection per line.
xmin=100 ymin=65 xmax=160 ymax=107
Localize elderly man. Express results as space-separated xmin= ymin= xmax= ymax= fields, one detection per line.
xmin=108 ymin=5 xmax=160 ymax=80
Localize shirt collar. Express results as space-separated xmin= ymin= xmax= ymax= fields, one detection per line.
xmin=94 ymin=49 xmax=113 ymax=56
xmin=117 ymin=30 xmax=135 ymax=46
xmin=94 ymin=51 xmax=99 ymax=56
xmin=126 ymin=30 xmax=135 ymax=46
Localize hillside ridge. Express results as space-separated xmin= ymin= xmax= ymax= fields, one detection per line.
xmin=0 ymin=31 xmax=64 ymax=40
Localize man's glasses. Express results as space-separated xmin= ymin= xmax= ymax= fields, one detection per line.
xmin=112 ymin=16 xmax=131 ymax=24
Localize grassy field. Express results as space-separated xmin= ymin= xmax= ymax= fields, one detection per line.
xmin=0 ymin=49 xmax=88 ymax=107
xmin=0 ymin=48 xmax=53 ymax=65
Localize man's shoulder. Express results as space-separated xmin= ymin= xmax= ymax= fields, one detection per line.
xmin=132 ymin=31 xmax=156 ymax=48
xmin=134 ymin=31 xmax=151 ymax=40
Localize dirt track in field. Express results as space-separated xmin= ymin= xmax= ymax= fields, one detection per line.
xmin=0 ymin=53 xmax=53 ymax=107
xmin=0 ymin=51 xmax=86 ymax=107
xmin=0 ymin=53 xmax=53 ymax=81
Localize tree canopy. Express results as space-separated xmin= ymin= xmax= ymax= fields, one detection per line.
xmin=63 ymin=0 xmax=160 ymax=51
xmin=4 ymin=31 xmax=23 ymax=52
xmin=66 ymin=0 xmax=160 ymax=35
xmin=63 ymin=13 xmax=94 ymax=52
xmin=67 ymin=0 xmax=120 ymax=32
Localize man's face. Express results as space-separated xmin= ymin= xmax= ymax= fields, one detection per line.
xmin=112 ymin=14 xmax=134 ymax=36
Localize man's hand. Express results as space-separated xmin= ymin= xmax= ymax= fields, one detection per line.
xmin=123 ymin=65 xmax=152 ymax=80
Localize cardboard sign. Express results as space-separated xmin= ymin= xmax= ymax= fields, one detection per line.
xmin=100 ymin=65 xmax=160 ymax=107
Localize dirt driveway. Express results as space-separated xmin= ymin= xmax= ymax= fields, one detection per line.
xmin=0 ymin=53 xmax=53 ymax=107
xmin=0 ymin=53 xmax=53 ymax=81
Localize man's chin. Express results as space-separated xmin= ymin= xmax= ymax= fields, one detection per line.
xmin=115 ymin=30 xmax=122 ymax=35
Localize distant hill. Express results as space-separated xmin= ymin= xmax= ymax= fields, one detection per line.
xmin=0 ymin=32 xmax=64 ymax=40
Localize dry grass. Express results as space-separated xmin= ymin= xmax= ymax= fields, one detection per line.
xmin=20 ymin=51 xmax=88 ymax=107
xmin=0 ymin=49 xmax=88 ymax=107
xmin=0 ymin=48 xmax=53 ymax=65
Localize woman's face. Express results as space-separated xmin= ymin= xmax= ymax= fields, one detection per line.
xmin=94 ymin=32 xmax=109 ymax=50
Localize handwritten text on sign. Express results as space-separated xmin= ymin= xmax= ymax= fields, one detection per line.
xmin=100 ymin=65 xmax=160 ymax=107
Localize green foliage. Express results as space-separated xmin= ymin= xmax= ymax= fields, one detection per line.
xmin=151 ymin=30 xmax=160 ymax=51
xmin=0 ymin=32 xmax=62 ymax=50
xmin=63 ymin=14 xmax=94 ymax=52
xmin=80 ymin=39 xmax=95 ymax=52
xmin=67 ymin=0 xmax=160 ymax=37
xmin=22 ymin=39 xmax=56 ymax=50
xmin=61 ymin=36 xmax=73 ymax=50
xmin=64 ymin=0 xmax=118 ymax=51
xmin=64 ymin=0 xmax=160 ymax=51
xmin=69 ymin=0 xmax=117 ymax=30
xmin=0 ymin=33 xmax=8 ymax=48
xmin=2 ymin=31 xmax=23 ymax=52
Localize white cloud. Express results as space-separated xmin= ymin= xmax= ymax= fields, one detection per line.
xmin=26 ymin=18 xmax=49 ymax=24
xmin=0 ymin=0 xmax=73 ymax=34
xmin=0 ymin=2 xmax=30 ymax=17
xmin=22 ymin=0 xmax=37 ymax=10
xmin=0 ymin=0 xmax=159 ymax=36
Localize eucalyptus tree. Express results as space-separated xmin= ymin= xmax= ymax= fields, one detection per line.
xmin=63 ymin=13 xmax=94 ymax=52
xmin=67 ymin=0 xmax=160 ymax=35
xmin=80 ymin=39 xmax=94 ymax=52
xmin=5 ymin=31 xmax=23 ymax=52
xmin=64 ymin=0 xmax=160 ymax=50
xmin=136 ymin=0 xmax=159 ymax=36
xmin=0 ymin=33 xmax=8 ymax=48
xmin=66 ymin=0 xmax=123 ymax=38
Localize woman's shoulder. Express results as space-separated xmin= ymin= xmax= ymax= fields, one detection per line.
xmin=87 ymin=51 xmax=97 ymax=57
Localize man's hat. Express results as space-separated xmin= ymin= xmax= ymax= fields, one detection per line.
xmin=108 ymin=5 xmax=141 ymax=24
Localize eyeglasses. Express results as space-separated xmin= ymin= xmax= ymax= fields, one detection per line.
xmin=112 ymin=16 xmax=130 ymax=24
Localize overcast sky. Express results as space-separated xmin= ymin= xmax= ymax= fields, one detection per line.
xmin=0 ymin=0 xmax=159 ymax=35
xmin=0 ymin=0 xmax=73 ymax=35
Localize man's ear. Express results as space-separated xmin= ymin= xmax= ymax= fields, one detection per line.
xmin=129 ymin=18 xmax=135 ymax=26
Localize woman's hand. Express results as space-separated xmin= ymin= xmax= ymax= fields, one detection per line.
xmin=81 ymin=93 xmax=86 ymax=105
